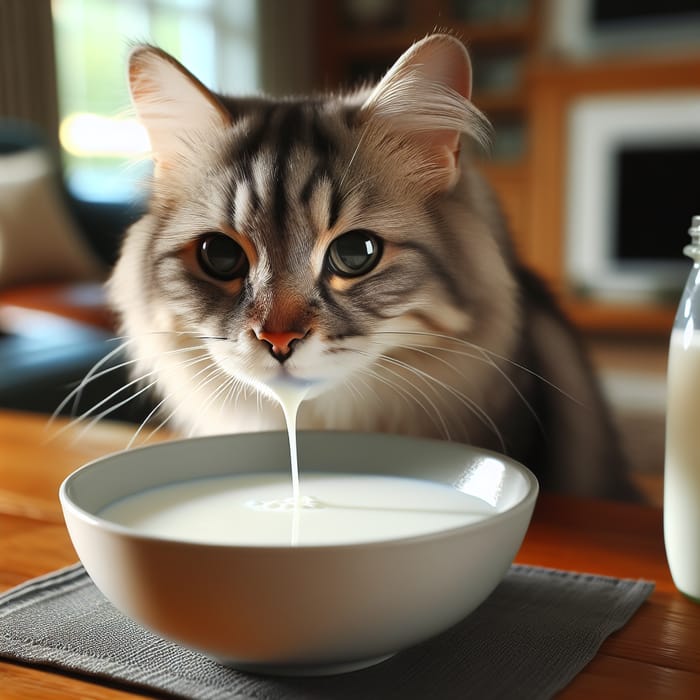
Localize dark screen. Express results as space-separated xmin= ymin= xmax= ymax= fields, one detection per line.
xmin=614 ymin=145 xmax=700 ymax=261
xmin=593 ymin=0 xmax=700 ymax=25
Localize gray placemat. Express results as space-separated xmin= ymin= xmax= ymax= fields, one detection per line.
xmin=0 ymin=563 xmax=653 ymax=700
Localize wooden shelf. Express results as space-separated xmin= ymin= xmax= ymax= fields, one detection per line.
xmin=453 ymin=19 xmax=535 ymax=46
xmin=562 ymin=299 xmax=675 ymax=336
xmin=315 ymin=1 xmax=541 ymax=98
xmin=334 ymin=19 xmax=534 ymax=56
xmin=335 ymin=30 xmax=431 ymax=56
xmin=473 ymin=89 xmax=528 ymax=115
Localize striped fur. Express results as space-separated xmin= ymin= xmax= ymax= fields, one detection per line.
xmin=109 ymin=35 xmax=636 ymax=499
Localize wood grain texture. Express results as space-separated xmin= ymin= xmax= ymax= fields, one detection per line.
xmin=1 ymin=408 xmax=698 ymax=699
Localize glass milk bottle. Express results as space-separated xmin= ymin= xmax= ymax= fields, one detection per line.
xmin=665 ymin=215 xmax=700 ymax=602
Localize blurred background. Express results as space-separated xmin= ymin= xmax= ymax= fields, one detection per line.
xmin=1 ymin=0 xmax=699 ymax=504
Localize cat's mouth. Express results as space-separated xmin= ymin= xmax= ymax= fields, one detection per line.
xmin=245 ymin=368 xmax=326 ymax=404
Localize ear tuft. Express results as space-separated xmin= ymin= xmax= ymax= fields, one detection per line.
xmin=128 ymin=45 xmax=231 ymax=172
xmin=361 ymin=34 xmax=490 ymax=191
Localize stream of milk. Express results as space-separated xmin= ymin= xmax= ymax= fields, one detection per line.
xmin=100 ymin=376 xmax=495 ymax=545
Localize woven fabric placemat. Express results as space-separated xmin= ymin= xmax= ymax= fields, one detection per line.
xmin=0 ymin=563 xmax=653 ymax=699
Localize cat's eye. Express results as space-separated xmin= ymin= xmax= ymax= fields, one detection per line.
xmin=326 ymin=230 xmax=382 ymax=277
xmin=196 ymin=233 xmax=248 ymax=281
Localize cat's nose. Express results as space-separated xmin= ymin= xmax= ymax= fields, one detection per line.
xmin=256 ymin=329 xmax=306 ymax=362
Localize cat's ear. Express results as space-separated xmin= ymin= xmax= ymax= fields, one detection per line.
xmin=360 ymin=34 xmax=489 ymax=191
xmin=128 ymin=45 xmax=231 ymax=173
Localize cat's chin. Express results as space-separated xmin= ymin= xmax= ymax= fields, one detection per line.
xmin=241 ymin=369 xmax=330 ymax=402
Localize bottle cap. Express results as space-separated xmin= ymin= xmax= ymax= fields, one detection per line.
xmin=684 ymin=216 xmax=700 ymax=259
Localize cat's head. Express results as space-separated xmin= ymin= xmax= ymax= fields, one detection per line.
xmin=110 ymin=34 xmax=518 ymax=422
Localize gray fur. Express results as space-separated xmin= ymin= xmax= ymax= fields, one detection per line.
xmin=109 ymin=36 xmax=636 ymax=500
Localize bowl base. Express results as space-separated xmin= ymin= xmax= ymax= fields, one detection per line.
xmin=217 ymin=653 xmax=395 ymax=677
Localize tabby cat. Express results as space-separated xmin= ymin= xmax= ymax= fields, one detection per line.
xmin=108 ymin=34 xmax=636 ymax=499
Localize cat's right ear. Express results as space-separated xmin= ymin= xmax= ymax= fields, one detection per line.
xmin=359 ymin=34 xmax=490 ymax=192
xmin=128 ymin=46 xmax=231 ymax=174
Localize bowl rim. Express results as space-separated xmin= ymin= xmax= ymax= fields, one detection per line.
xmin=59 ymin=430 xmax=539 ymax=552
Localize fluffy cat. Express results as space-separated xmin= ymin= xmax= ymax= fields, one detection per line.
xmin=109 ymin=34 xmax=636 ymax=500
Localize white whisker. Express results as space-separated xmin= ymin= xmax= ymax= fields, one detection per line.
xmin=187 ymin=368 xmax=235 ymax=437
xmin=354 ymin=349 xmax=452 ymax=439
xmin=55 ymin=350 xmax=211 ymax=441
xmin=126 ymin=393 xmax=171 ymax=449
xmin=374 ymin=329 xmax=580 ymax=405
xmin=378 ymin=350 xmax=505 ymax=451
xmin=126 ymin=348 xmax=223 ymax=448
xmin=143 ymin=360 xmax=222 ymax=441
xmin=72 ymin=379 xmax=160 ymax=443
xmin=49 ymin=338 xmax=132 ymax=426
xmin=370 ymin=337 xmax=543 ymax=440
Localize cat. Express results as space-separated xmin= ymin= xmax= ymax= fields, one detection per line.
xmin=108 ymin=33 xmax=637 ymax=500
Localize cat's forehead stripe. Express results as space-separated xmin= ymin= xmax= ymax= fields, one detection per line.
xmin=225 ymin=102 xmax=346 ymax=237
xmin=232 ymin=106 xmax=274 ymax=166
xmin=271 ymin=106 xmax=307 ymax=231
xmin=233 ymin=181 xmax=252 ymax=231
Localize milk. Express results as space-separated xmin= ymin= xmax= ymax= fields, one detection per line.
xmin=261 ymin=377 xmax=313 ymax=508
xmin=100 ymin=375 xmax=494 ymax=546
xmin=664 ymin=327 xmax=700 ymax=601
xmin=100 ymin=472 xmax=495 ymax=546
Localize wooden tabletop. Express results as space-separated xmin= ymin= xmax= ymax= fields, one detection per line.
xmin=1 ymin=409 xmax=699 ymax=699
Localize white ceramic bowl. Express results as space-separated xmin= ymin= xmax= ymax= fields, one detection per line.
xmin=60 ymin=431 xmax=538 ymax=676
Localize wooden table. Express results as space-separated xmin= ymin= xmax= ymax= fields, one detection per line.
xmin=1 ymin=409 xmax=699 ymax=699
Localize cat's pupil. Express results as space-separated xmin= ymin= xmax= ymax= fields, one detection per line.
xmin=327 ymin=230 xmax=382 ymax=277
xmin=197 ymin=234 xmax=248 ymax=281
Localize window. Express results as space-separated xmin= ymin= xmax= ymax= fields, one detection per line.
xmin=51 ymin=0 xmax=259 ymax=203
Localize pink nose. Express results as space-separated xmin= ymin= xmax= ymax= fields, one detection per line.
xmin=257 ymin=329 xmax=306 ymax=361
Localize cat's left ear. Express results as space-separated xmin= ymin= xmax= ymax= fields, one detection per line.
xmin=360 ymin=34 xmax=489 ymax=192
xmin=128 ymin=45 xmax=231 ymax=174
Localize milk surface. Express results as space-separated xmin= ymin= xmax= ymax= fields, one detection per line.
xmin=101 ymin=376 xmax=495 ymax=546
xmin=100 ymin=473 xmax=495 ymax=546
xmin=664 ymin=327 xmax=700 ymax=599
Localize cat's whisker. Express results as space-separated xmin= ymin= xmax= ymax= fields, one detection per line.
xmin=126 ymin=393 xmax=171 ymax=449
xmin=357 ymin=346 xmax=506 ymax=451
xmin=54 ymin=342 xmax=212 ymax=424
xmin=338 ymin=123 xmax=369 ymax=189
xmin=219 ymin=375 xmax=245 ymax=421
xmin=126 ymin=353 xmax=220 ymax=447
xmin=49 ymin=338 xmax=133 ymax=427
xmin=51 ymin=339 xmax=215 ymax=428
xmin=352 ymin=364 xmax=417 ymax=416
xmin=373 ymin=329 xmax=581 ymax=405
xmin=144 ymin=360 xmax=223 ymax=441
xmin=383 ymin=351 xmax=506 ymax=452
xmin=471 ymin=346 xmax=545 ymax=438
xmin=369 ymin=337 xmax=544 ymax=439
xmin=341 ymin=372 xmax=376 ymax=406
xmin=339 ymin=171 xmax=384 ymax=202
xmin=110 ymin=329 xmax=228 ymax=342
xmin=55 ymin=351 xmax=211 ymax=442
xmin=143 ymin=402 xmax=182 ymax=444
xmin=353 ymin=349 xmax=452 ymax=440
xmin=187 ymin=368 xmax=236 ymax=437
xmin=52 ymin=371 xmax=155 ymax=441
xmin=71 ymin=379 xmax=160 ymax=444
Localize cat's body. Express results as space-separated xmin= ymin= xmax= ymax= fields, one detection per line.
xmin=109 ymin=35 xmax=636 ymax=500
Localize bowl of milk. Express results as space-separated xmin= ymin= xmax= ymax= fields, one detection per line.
xmin=60 ymin=431 xmax=538 ymax=676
